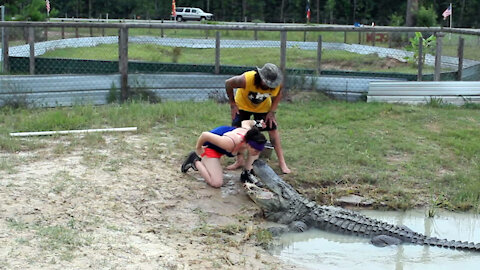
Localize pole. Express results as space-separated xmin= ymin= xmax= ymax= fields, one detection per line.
xmin=450 ymin=3 xmax=452 ymax=29
xmin=434 ymin=32 xmax=444 ymax=81
xmin=0 ymin=5 xmax=4 ymax=73
xmin=317 ymin=35 xmax=322 ymax=75
xmin=10 ymin=127 xmax=138 ymax=137
xmin=215 ymin=31 xmax=220 ymax=74
xmin=457 ymin=37 xmax=464 ymax=81
xmin=449 ymin=3 xmax=452 ymax=40
xmin=417 ymin=36 xmax=423 ymax=81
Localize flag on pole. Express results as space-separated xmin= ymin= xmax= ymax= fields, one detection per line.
xmin=306 ymin=0 xmax=311 ymax=21
xmin=442 ymin=4 xmax=452 ymax=20
xmin=46 ymin=0 xmax=51 ymax=13
xmin=172 ymin=0 xmax=176 ymax=17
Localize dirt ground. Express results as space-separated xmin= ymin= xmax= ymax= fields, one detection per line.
xmin=0 ymin=132 xmax=299 ymax=270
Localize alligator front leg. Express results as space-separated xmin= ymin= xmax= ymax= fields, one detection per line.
xmin=371 ymin=235 xmax=402 ymax=247
xmin=288 ymin=220 xmax=309 ymax=232
xmin=266 ymin=220 xmax=309 ymax=236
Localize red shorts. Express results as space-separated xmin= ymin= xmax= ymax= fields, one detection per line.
xmin=202 ymin=147 xmax=224 ymax=159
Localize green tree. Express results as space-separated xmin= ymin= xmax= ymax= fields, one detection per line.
xmin=405 ymin=32 xmax=436 ymax=66
xmin=324 ymin=0 xmax=335 ymax=24
xmin=11 ymin=0 xmax=50 ymax=21
xmin=416 ymin=5 xmax=437 ymax=27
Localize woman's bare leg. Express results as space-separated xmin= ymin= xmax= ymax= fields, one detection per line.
xmin=195 ymin=157 xmax=224 ymax=188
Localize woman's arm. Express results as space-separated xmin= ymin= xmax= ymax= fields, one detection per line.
xmin=240 ymin=119 xmax=265 ymax=129
xmin=195 ymin=131 xmax=235 ymax=155
xmin=240 ymin=120 xmax=256 ymax=129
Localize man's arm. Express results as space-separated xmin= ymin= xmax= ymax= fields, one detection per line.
xmin=225 ymin=75 xmax=246 ymax=120
xmin=265 ymin=86 xmax=283 ymax=128
xmin=269 ymin=87 xmax=283 ymax=113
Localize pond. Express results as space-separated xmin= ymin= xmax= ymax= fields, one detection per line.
xmin=270 ymin=209 xmax=480 ymax=270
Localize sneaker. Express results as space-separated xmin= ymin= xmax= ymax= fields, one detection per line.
xmin=181 ymin=151 xmax=201 ymax=173
xmin=240 ymin=169 xmax=264 ymax=188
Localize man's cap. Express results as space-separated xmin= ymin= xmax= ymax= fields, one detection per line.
xmin=256 ymin=63 xmax=283 ymax=89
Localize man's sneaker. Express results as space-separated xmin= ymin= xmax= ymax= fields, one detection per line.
xmin=240 ymin=169 xmax=264 ymax=188
xmin=181 ymin=151 xmax=201 ymax=173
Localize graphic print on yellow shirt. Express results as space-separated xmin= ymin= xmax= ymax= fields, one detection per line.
xmin=234 ymin=71 xmax=281 ymax=113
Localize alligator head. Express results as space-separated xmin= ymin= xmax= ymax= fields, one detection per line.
xmin=245 ymin=159 xmax=313 ymax=224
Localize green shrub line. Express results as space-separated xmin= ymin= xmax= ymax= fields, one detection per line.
xmin=1 ymin=94 xmax=479 ymax=212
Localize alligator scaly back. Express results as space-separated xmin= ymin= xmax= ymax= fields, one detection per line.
xmin=247 ymin=159 xmax=480 ymax=252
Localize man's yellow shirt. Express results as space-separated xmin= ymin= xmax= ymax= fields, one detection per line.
xmin=234 ymin=71 xmax=281 ymax=113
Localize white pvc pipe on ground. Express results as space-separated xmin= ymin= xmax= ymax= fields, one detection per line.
xmin=10 ymin=127 xmax=137 ymax=137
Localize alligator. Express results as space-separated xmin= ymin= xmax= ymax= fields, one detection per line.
xmin=244 ymin=159 xmax=480 ymax=252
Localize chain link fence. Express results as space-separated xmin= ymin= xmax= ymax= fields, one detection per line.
xmin=1 ymin=21 xmax=479 ymax=107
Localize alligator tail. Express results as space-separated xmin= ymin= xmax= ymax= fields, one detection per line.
xmin=312 ymin=207 xmax=480 ymax=252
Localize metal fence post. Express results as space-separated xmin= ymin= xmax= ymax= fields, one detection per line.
xmin=119 ymin=26 xmax=129 ymax=102
xmin=457 ymin=37 xmax=465 ymax=81
xmin=29 ymin=27 xmax=35 ymax=75
xmin=317 ymin=35 xmax=322 ymax=75
xmin=2 ymin=26 xmax=8 ymax=73
xmin=417 ymin=36 xmax=423 ymax=81
xmin=372 ymin=28 xmax=375 ymax=47
xmin=0 ymin=5 xmax=5 ymax=73
xmin=280 ymin=30 xmax=287 ymax=75
xmin=434 ymin=32 xmax=444 ymax=81
xmin=215 ymin=31 xmax=220 ymax=74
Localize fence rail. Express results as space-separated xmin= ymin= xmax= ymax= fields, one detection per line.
xmin=1 ymin=21 xmax=480 ymax=107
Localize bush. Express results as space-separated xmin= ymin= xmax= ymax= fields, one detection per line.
xmin=416 ymin=5 xmax=438 ymax=27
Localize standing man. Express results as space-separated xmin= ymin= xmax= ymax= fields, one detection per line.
xmin=225 ymin=63 xmax=291 ymax=174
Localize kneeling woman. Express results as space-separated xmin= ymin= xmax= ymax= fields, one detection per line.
xmin=181 ymin=120 xmax=266 ymax=188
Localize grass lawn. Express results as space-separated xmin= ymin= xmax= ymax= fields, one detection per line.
xmin=40 ymin=43 xmax=436 ymax=74
xmin=1 ymin=92 xmax=479 ymax=212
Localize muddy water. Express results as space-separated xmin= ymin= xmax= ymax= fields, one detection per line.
xmin=270 ymin=209 xmax=480 ymax=270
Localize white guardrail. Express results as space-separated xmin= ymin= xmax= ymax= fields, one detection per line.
xmin=367 ymin=81 xmax=480 ymax=105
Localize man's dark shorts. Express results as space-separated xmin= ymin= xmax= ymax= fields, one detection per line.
xmin=232 ymin=110 xmax=277 ymax=131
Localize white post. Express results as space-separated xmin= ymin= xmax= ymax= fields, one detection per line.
xmin=10 ymin=127 xmax=138 ymax=137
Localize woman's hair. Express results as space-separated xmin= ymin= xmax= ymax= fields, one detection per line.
xmin=245 ymin=127 xmax=267 ymax=151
